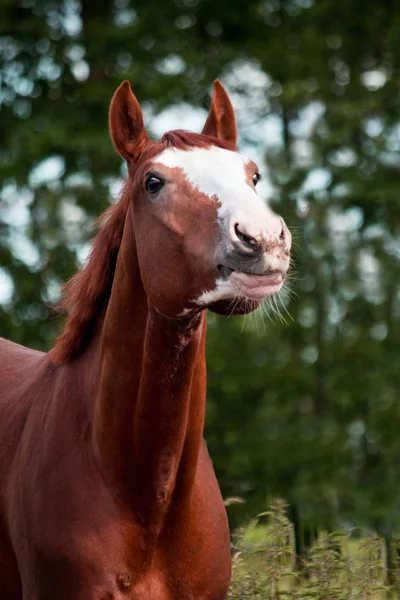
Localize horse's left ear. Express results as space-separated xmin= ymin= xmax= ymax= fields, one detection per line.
xmin=109 ymin=81 xmax=149 ymax=162
xmin=202 ymin=80 xmax=238 ymax=147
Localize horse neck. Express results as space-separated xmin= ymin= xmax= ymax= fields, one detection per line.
xmin=92 ymin=209 xmax=207 ymax=523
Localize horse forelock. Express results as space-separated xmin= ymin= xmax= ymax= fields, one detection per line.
xmin=52 ymin=131 xmax=236 ymax=364
xmin=161 ymin=130 xmax=236 ymax=152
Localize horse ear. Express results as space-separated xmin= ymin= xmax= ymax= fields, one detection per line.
xmin=202 ymin=80 xmax=238 ymax=147
xmin=109 ymin=81 xmax=149 ymax=162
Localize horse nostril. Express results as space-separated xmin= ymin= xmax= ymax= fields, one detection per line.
xmin=234 ymin=223 xmax=259 ymax=252
xmin=279 ymin=221 xmax=285 ymax=240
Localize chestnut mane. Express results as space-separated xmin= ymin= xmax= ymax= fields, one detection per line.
xmin=52 ymin=131 xmax=235 ymax=364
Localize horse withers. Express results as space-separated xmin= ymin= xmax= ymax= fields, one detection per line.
xmin=0 ymin=81 xmax=291 ymax=600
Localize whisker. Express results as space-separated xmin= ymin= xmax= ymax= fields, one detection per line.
xmin=256 ymin=304 xmax=266 ymax=333
xmin=240 ymin=313 xmax=247 ymax=333
xmin=272 ymin=295 xmax=287 ymax=325
xmin=260 ymin=297 xmax=275 ymax=324
xmin=278 ymin=288 xmax=294 ymax=322
xmin=227 ymin=296 xmax=240 ymax=319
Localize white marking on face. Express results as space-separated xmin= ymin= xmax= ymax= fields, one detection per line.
xmin=154 ymin=146 xmax=280 ymax=238
xmin=196 ymin=278 xmax=237 ymax=306
xmin=156 ymin=146 xmax=250 ymax=201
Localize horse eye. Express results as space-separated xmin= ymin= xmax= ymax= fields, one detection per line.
xmin=145 ymin=176 xmax=164 ymax=194
xmin=252 ymin=173 xmax=260 ymax=187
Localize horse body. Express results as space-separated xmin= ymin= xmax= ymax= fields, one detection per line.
xmin=0 ymin=80 xmax=291 ymax=599
xmin=0 ymin=329 xmax=230 ymax=599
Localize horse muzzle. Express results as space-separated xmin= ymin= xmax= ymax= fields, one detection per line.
xmin=215 ymin=222 xmax=291 ymax=300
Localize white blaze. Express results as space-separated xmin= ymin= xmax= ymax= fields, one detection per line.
xmin=154 ymin=146 xmax=279 ymax=238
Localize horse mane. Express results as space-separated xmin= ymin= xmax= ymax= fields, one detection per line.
xmin=52 ymin=131 xmax=236 ymax=364
xmin=52 ymin=188 xmax=130 ymax=364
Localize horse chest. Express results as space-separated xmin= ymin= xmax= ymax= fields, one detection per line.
xmin=5 ymin=442 xmax=230 ymax=600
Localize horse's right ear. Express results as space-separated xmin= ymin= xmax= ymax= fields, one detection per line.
xmin=202 ymin=80 xmax=238 ymax=147
xmin=109 ymin=81 xmax=149 ymax=162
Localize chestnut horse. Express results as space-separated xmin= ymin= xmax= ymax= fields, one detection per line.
xmin=0 ymin=81 xmax=291 ymax=599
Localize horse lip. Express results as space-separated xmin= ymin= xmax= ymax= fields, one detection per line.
xmin=228 ymin=270 xmax=285 ymax=299
xmin=231 ymin=271 xmax=284 ymax=285
xmin=217 ymin=264 xmax=284 ymax=281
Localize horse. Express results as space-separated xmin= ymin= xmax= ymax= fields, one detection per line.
xmin=0 ymin=80 xmax=291 ymax=599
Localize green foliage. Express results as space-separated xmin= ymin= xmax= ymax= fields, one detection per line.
xmin=229 ymin=500 xmax=393 ymax=599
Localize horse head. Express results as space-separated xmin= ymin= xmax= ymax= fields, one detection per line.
xmin=109 ymin=80 xmax=292 ymax=318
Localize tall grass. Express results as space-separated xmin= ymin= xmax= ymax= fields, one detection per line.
xmin=228 ymin=500 xmax=396 ymax=599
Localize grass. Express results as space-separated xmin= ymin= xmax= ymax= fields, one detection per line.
xmin=228 ymin=499 xmax=397 ymax=599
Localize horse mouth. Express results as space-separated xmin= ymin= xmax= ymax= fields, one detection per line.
xmin=219 ymin=266 xmax=285 ymax=300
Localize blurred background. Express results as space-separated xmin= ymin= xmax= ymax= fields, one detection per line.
xmin=1 ymin=0 xmax=399 ymax=563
